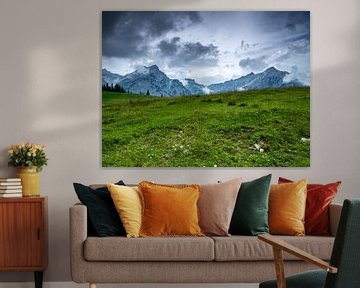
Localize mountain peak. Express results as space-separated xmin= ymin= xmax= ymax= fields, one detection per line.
xmin=147 ymin=64 xmax=160 ymax=71
xmin=134 ymin=65 xmax=161 ymax=75
xmin=263 ymin=66 xmax=288 ymax=75
xmin=264 ymin=66 xmax=279 ymax=72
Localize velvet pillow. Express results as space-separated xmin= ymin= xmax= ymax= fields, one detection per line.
xmin=229 ymin=174 xmax=272 ymax=236
xmin=269 ymin=179 xmax=307 ymax=236
xmin=278 ymin=177 xmax=341 ymax=236
xmin=73 ymin=181 xmax=126 ymax=237
xmin=107 ymin=184 xmax=142 ymax=238
xmin=198 ymin=178 xmax=242 ymax=236
xmin=138 ymin=181 xmax=203 ymax=237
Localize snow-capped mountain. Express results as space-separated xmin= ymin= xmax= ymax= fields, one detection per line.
xmin=102 ymin=69 xmax=124 ymax=86
xmin=184 ymin=78 xmax=208 ymax=95
xmin=102 ymin=65 xmax=304 ymax=96
xmin=208 ymin=72 xmax=257 ymax=93
xmin=118 ymin=65 xmax=189 ymax=96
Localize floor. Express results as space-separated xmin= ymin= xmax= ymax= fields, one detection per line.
xmin=0 ymin=283 xmax=259 ymax=288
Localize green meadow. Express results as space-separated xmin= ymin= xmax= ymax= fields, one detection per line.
xmin=102 ymin=87 xmax=310 ymax=167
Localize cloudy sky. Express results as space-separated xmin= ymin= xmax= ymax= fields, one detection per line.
xmin=102 ymin=11 xmax=310 ymax=85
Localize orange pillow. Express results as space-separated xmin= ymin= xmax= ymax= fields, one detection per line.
xmin=138 ymin=181 xmax=204 ymax=237
xmin=269 ymin=179 xmax=307 ymax=236
xmin=278 ymin=177 xmax=341 ymax=236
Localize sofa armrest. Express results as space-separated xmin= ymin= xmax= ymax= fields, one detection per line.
xmin=69 ymin=203 xmax=88 ymax=283
xmin=329 ymin=203 xmax=342 ymax=237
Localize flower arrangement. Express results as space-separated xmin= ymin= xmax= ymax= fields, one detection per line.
xmin=8 ymin=142 xmax=48 ymax=172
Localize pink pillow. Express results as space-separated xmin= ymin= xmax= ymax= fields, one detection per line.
xmin=198 ymin=178 xmax=242 ymax=236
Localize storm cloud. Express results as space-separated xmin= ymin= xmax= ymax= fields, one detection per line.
xmin=157 ymin=37 xmax=219 ymax=67
xmin=102 ymin=11 xmax=310 ymax=86
xmin=102 ymin=11 xmax=201 ymax=58
xmin=239 ymin=56 xmax=268 ymax=71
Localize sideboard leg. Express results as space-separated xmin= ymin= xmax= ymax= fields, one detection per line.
xmin=34 ymin=271 xmax=43 ymax=288
xmin=90 ymin=283 xmax=97 ymax=288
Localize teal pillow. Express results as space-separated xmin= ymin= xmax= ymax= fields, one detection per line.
xmin=229 ymin=174 xmax=272 ymax=236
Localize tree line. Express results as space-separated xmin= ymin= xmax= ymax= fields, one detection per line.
xmin=102 ymin=83 xmax=152 ymax=96
xmin=102 ymin=83 xmax=128 ymax=93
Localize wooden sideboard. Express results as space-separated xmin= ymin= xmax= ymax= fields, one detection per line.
xmin=0 ymin=197 xmax=48 ymax=288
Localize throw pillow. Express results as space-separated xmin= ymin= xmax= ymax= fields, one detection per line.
xmin=138 ymin=181 xmax=203 ymax=237
xmin=198 ymin=178 xmax=242 ymax=236
xmin=73 ymin=181 xmax=126 ymax=237
xmin=107 ymin=183 xmax=142 ymax=238
xmin=229 ymin=174 xmax=272 ymax=236
xmin=269 ymin=179 xmax=307 ymax=236
xmin=278 ymin=177 xmax=341 ymax=236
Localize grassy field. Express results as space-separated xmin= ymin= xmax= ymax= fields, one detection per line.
xmin=102 ymin=87 xmax=310 ymax=167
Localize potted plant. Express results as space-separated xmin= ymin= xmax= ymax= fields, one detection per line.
xmin=8 ymin=143 xmax=48 ymax=197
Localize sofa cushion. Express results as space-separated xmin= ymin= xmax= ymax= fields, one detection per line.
xmin=229 ymin=174 xmax=271 ymax=236
xmin=73 ymin=181 xmax=126 ymax=237
xmin=198 ymin=178 xmax=242 ymax=236
xmin=269 ymin=179 xmax=307 ymax=236
xmin=84 ymin=236 xmax=214 ymax=261
xmin=212 ymin=236 xmax=334 ymax=261
xmin=107 ymin=184 xmax=142 ymax=238
xmin=279 ymin=177 xmax=341 ymax=236
xmin=139 ymin=181 xmax=203 ymax=237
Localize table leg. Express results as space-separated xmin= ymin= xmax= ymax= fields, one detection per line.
xmin=34 ymin=271 xmax=43 ymax=288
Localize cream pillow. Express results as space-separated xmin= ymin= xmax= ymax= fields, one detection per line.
xmin=107 ymin=183 xmax=142 ymax=237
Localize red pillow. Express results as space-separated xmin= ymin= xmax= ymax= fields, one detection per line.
xmin=278 ymin=177 xmax=341 ymax=236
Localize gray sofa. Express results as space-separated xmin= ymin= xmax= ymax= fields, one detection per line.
xmin=70 ymin=202 xmax=342 ymax=287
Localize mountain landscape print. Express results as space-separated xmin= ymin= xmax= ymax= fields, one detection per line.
xmin=102 ymin=11 xmax=310 ymax=167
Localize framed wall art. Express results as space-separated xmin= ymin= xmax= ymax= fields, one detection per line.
xmin=102 ymin=11 xmax=310 ymax=167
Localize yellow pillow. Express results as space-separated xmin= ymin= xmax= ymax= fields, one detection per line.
xmin=107 ymin=183 xmax=142 ymax=238
xmin=138 ymin=181 xmax=204 ymax=237
xmin=269 ymin=179 xmax=307 ymax=236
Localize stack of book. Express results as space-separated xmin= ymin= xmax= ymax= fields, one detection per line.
xmin=0 ymin=178 xmax=22 ymax=197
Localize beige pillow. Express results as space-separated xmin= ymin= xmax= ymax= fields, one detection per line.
xmin=198 ymin=178 xmax=242 ymax=236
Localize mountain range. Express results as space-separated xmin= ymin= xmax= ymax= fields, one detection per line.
xmin=102 ymin=65 xmax=304 ymax=96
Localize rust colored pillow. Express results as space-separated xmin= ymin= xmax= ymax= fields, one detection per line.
xmin=269 ymin=179 xmax=307 ymax=236
xmin=278 ymin=177 xmax=341 ymax=236
xmin=138 ymin=181 xmax=204 ymax=237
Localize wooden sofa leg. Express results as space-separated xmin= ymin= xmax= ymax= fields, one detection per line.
xmin=89 ymin=283 xmax=97 ymax=288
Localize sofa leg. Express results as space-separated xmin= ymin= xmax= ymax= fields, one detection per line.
xmin=89 ymin=283 xmax=96 ymax=288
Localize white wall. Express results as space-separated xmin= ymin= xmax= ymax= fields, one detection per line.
xmin=0 ymin=0 xmax=359 ymax=283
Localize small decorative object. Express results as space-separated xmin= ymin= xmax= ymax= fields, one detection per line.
xmin=8 ymin=143 xmax=48 ymax=197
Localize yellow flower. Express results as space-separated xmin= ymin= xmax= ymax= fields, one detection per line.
xmin=8 ymin=149 xmax=13 ymax=155
xmin=27 ymin=152 xmax=32 ymax=157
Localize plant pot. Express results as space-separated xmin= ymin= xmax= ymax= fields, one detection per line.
xmin=16 ymin=167 xmax=40 ymax=197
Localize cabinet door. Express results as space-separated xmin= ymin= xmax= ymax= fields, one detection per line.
xmin=0 ymin=202 xmax=44 ymax=268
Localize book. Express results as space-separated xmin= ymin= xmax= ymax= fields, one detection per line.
xmin=0 ymin=185 xmax=22 ymax=190
xmin=0 ymin=182 xmax=22 ymax=186
xmin=0 ymin=178 xmax=21 ymax=182
xmin=0 ymin=193 xmax=22 ymax=198
xmin=0 ymin=187 xmax=22 ymax=194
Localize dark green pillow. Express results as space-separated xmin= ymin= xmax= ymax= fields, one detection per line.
xmin=229 ymin=174 xmax=272 ymax=236
xmin=73 ymin=181 xmax=126 ymax=237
